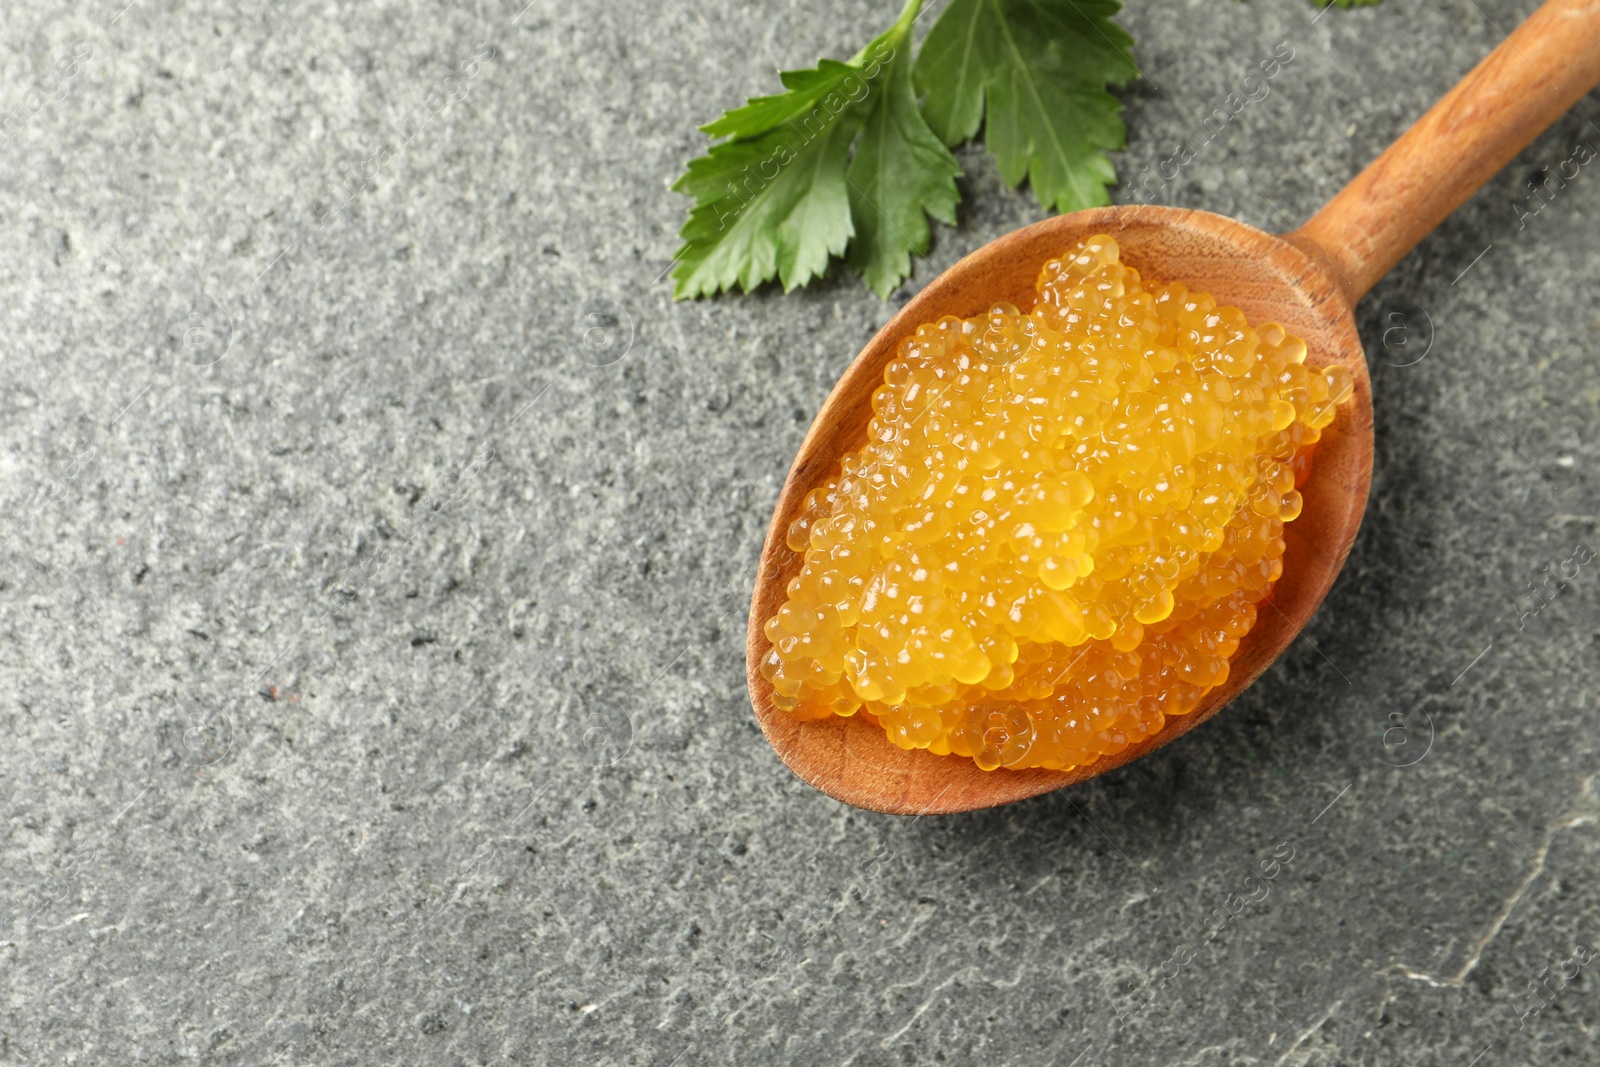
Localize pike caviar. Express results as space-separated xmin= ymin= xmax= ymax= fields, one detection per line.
xmin=760 ymin=235 xmax=1354 ymax=772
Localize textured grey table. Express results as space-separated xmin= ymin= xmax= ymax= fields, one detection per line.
xmin=2 ymin=1 xmax=1599 ymax=1064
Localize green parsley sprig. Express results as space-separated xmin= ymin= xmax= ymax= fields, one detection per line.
xmin=672 ymin=0 xmax=1134 ymax=299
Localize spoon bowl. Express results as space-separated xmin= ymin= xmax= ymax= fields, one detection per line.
xmin=746 ymin=0 xmax=1600 ymax=814
xmin=746 ymin=206 xmax=1372 ymax=814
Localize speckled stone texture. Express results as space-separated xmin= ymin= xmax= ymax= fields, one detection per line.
xmin=1 ymin=0 xmax=1598 ymax=1064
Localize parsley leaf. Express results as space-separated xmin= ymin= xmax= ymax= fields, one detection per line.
xmin=672 ymin=0 xmax=959 ymax=299
xmin=846 ymin=7 xmax=962 ymax=296
xmin=671 ymin=65 xmax=858 ymax=298
xmin=914 ymin=0 xmax=1139 ymax=213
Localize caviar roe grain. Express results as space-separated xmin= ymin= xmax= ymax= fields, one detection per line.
xmin=761 ymin=235 xmax=1354 ymax=773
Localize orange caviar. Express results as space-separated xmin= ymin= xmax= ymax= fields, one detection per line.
xmin=760 ymin=235 xmax=1354 ymax=773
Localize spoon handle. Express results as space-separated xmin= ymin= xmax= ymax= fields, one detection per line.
xmin=1286 ymin=0 xmax=1600 ymax=305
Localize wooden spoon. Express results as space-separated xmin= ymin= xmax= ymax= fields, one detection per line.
xmin=748 ymin=0 xmax=1600 ymax=815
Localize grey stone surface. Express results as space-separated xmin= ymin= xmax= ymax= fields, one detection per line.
xmin=1 ymin=0 xmax=1599 ymax=1063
